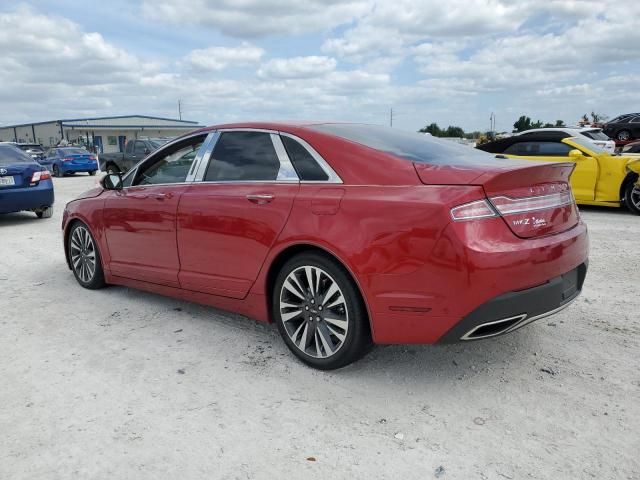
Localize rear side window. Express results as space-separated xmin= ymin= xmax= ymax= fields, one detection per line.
xmin=310 ymin=123 xmax=496 ymax=166
xmin=205 ymin=132 xmax=280 ymax=181
xmin=281 ymin=136 xmax=328 ymax=181
xmin=0 ymin=145 xmax=33 ymax=164
xmin=503 ymin=141 xmax=572 ymax=156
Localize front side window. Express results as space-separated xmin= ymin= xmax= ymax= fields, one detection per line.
xmin=281 ymin=135 xmax=328 ymax=181
xmin=503 ymin=141 xmax=572 ymax=156
xmin=133 ymin=138 xmax=204 ymax=186
xmin=134 ymin=141 xmax=147 ymax=154
xmin=204 ymin=131 xmax=280 ymax=182
xmin=630 ymin=117 xmax=640 ymax=123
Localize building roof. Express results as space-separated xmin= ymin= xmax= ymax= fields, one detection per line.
xmin=0 ymin=115 xmax=200 ymax=129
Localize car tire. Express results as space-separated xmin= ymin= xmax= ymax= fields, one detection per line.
xmin=624 ymin=180 xmax=640 ymax=215
xmin=272 ymin=252 xmax=372 ymax=370
xmin=617 ymin=130 xmax=631 ymax=141
xmin=89 ymin=170 xmax=97 ymax=176
xmin=68 ymin=222 xmax=106 ymax=289
xmin=35 ymin=206 xmax=53 ymax=219
xmin=53 ymin=165 xmax=60 ymax=177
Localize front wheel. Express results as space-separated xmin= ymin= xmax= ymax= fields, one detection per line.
xmin=68 ymin=222 xmax=106 ymax=289
xmin=273 ymin=252 xmax=371 ymax=370
xmin=625 ymin=181 xmax=640 ymax=215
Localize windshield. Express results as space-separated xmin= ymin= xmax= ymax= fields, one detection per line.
xmin=568 ymin=136 xmax=607 ymax=154
xmin=0 ymin=144 xmax=34 ymax=165
xmin=581 ymin=129 xmax=610 ymax=141
xmin=310 ymin=123 xmax=496 ymax=166
xmin=59 ymin=148 xmax=89 ymax=155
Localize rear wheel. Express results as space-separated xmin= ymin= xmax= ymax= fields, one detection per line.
xmin=617 ymin=130 xmax=631 ymax=141
xmin=89 ymin=170 xmax=97 ymax=176
xmin=273 ymin=252 xmax=371 ymax=370
xmin=624 ymin=181 xmax=640 ymax=215
xmin=106 ymin=163 xmax=120 ymax=174
xmin=68 ymin=222 xmax=106 ymax=289
xmin=52 ymin=165 xmax=60 ymax=177
xmin=35 ymin=206 xmax=53 ymax=219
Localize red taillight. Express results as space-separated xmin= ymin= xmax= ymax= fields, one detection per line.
xmin=89 ymin=155 xmax=97 ymax=161
xmin=489 ymin=191 xmax=573 ymax=215
xmin=30 ymin=170 xmax=51 ymax=184
xmin=63 ymin=157 xmax=74 ymax=162
xmin=450 ymin=199 xmax=497 ymax=221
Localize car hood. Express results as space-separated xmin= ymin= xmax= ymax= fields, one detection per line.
xmin=73 ymin=185 xmax=104 ymax=201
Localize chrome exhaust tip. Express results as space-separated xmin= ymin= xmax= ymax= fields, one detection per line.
xmin=460 ymin=314 xmax=527 ymax=340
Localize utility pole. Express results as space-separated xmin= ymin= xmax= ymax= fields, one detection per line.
xmin=390 ymin=107 xmax=393 ymax=127
xmin=178 ymin=100 xmax=182 ymax=120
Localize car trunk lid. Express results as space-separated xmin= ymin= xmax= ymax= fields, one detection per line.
xmin=0 ymin=162 xmax=42 ymax=189
xmin=414 ymin=161 xmax=579 ymax=238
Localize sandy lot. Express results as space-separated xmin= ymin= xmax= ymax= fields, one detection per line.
xmin=1 ymin=174 xmax=639 ymax=480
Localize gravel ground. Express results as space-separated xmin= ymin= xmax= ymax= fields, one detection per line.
xmin=1 ymin=175 xmax=639 ymax=480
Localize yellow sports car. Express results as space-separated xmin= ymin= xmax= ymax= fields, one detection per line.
xmin=477 ymin=130 xmax=640 ymax=215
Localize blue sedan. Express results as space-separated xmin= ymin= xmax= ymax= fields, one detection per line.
xmin=44 ymin=147 xmax=99 ymax=177
xmin=0 ymin=144 xmax=54 ymax=218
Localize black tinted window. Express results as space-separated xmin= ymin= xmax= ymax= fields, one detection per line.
xmin=281 ymin=136 xmax=328 ymax=181
xmin=310 ymin=123 xmax=495 ymax=166
xmin=205 ymin=132 xmax=280 ymax=181
xmin=504 ymin=141 xmax=572 ymax=156
xmin=0 ymin=145 xmax=33 ymax=164
xmin=136 ymin=140 xmax=203 ymax=186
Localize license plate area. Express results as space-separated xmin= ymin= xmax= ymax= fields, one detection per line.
xmin=0 ymin=176 xmax=16 ymax=186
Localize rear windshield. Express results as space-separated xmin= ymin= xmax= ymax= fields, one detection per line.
xmin=581 ymin=129 xmax=609 ymax=141
xmin=58 ymin=148 xmax=89 ymax=155
xmin=0 ymin=145 xmax=33 ymax=165
xmin=310 ymin=123 xmax=495 ymax=166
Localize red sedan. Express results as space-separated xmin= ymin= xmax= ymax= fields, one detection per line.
xmin=62 ymin=122 xmax=589 ymax=369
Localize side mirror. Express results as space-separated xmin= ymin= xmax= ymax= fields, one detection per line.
xmin=568 ymin=149 xmax=583 ymax=159
xmin=103 ymin=172 xmax=123 ymax=190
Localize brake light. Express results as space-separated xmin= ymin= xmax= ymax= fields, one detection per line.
xmin=489 ymin=191 xmax=573 ymax=215
xmin=63 ymin=157 xmax=74 ymax=162
xmin=450 ymin=199 xmax=497 ymax=221
xmin=90 ymin=155 xmax=97 ymax=161
xmin=30 ymin=170 xmax=51 ymax=184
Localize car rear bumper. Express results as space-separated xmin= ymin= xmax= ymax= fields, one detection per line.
xmin=437 ymin=262 xmax=587 ymax=342
xmin=61 ymin=162 xmax=98 ymax=173
xmin=0 ymin=180 xmax=54 ymax=213
xmin=366 ymin=218 xmax=589 ymax=344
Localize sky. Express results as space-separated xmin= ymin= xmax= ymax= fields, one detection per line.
xmin=0 ymin=0 xmax=638 ymax=133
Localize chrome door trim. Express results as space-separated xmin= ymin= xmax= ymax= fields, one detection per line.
xmin=193 ymin=131 xmax=220 ymax=182
xmin=278 ymin=132 xmax=342 ymax=184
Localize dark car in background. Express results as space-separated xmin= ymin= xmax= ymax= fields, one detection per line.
xmin=98 ymin=137 xmax=171 ymax=173
xmin=602 ymin=113 xmax=640 ymax=141
xmin=0 ymin=143 xmax=54 ymax=218
xmin=13 ymin=143 xmax=47 ymax=163
xmin=44 ymin=147 xmax=99 ymax=177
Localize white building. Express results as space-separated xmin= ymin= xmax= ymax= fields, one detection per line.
xmin=0 ymin=115 xmax=202 ymax=153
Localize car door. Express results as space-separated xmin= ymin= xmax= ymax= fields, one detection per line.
xmin=177 ymin=130 xmax=300 ymax=299
xmin=102 ymin=134 xmax=208 ymax=287
xmin=503 ymin=140 xmax=598 ymax=201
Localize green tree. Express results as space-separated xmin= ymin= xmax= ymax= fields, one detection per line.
xmin=419 ymin=123 xmax=442 ymax=136
xmin=513 ymin=115 xmax=532 ymax=132
xmin=555 ymin=119 xmax=565 ymax=127
xmin=444 ymin=126 xmax=465 ymax=137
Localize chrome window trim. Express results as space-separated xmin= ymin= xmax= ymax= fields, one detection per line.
xmin=120 ymin=131 xmax=212 ymax=189
xmin=193 ymin=131 xmax=220 ymax=181
xmin=270 ymin=133 xmax=300 ymax=182
xmin=278 ymin=132 xmax=342 ymax=184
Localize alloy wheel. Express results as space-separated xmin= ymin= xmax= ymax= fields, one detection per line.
xmin=279 ymin=265 xmax=349 ymax=359
xmin=70 ymin=226 xmax=97 ymax=283
xmin=631 ymin=185 xmax=640 ymax=211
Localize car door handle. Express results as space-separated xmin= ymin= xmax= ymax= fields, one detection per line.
xmin=246 ymin=194 xmax=274 ymax=205
xmin=152 ymin=192 xmax=171 ymax=200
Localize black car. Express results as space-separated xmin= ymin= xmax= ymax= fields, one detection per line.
xmin=622 ymin=141 xmax=640 ymax=154
xmin=602 ymin=113 xmax=640 ymax=142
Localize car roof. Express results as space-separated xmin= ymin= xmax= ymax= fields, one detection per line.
xmin=516 ymin=127 xmax=602 ymax=135
xmin=476 ymin=131 xmax=572 ymax=153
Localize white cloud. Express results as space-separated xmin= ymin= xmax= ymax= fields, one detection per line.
xmin=141 ymin=0 xmax=370 ymax=38
xmin=184 ymin=43 xmax=264 ymax=72
xmin=258 ymin=56 xmax=337 ymax=79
